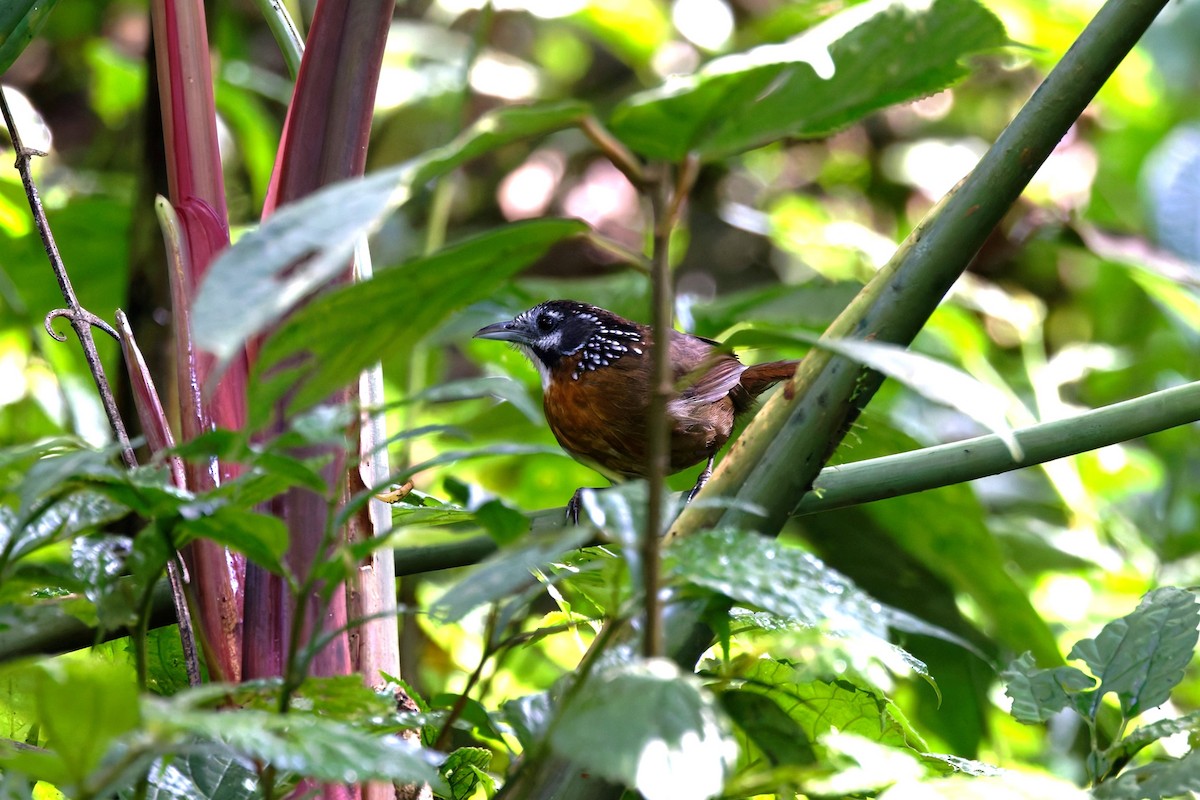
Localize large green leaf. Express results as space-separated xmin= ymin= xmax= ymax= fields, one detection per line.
xmin=608 ymin=0 xmax=1007 ymax=161
xmin=248 ymin=218 xmax=588 ymax=425
xmin=1068 ymin=586 xmax=1200 ymax=718
xmin=667 ymin=528 xmax=963 ymax=654
xmin=148 ymin=704 xmax=445 ymax=789
xmin=735 ymin=659 xmax=923 ymax=751
xmin=551 ymin=658 xmax=737 ymax=800
xmin=0 ymin=1 xmax=60 ymax=75
xmin=192 ymin=102 xmax=589 ymax=367
xmin=29 ymin=659 xmax=140 ymax=788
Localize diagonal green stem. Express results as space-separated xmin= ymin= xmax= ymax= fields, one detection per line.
xmin=670 ymin=0 xmax=1175 ymax=541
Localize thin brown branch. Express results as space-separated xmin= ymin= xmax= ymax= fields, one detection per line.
xmin=1 ymin=88 xmax=136 ymax=470
xmin=642 ymin=169 xmax=675 ymax=660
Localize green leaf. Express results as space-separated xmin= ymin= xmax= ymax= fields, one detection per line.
xmin=31 ymin=659 xmax=141 ymax=787
xmin=248 ymin=218 xmax=586 ymax=425
xmin=0 ymin=1 xmax=60 ymax=75
xmin=149 ymin=704 xmax=446 ymax=789
xmin=1093 ymin=748 xmax=1200 ymax=800
xmin=1000 ymin=651 xmax=1095 ymax=725
xmin=735 ymin=659 xmax=923 ymax=751
xmin=431 ymin=527 xmax=592 ymax=622
xmin=473 ymin=499 xmax=529 ymax=546
xmin=176 ymin=504 xmax=290 ymax=576
xmin=1068 ymin=587 xmax=1199 ymax=718
xmin=719 ymin=689 xmax=816 ymax=766
xmin=668 ymin=528 xmax=959 ymax=654
xmin=551 ymin=659 xmax=737 ymax=800
xmin=442 ymin=747 xmax=493 ymax=800
xmin=1109 ymin=711 xmax=1200 ymax=771
xmin=140 ymin=752 xmax=260 ymax=800
xmin=608 ymin=0 xmax=1006 ymax=161
xmin=2 ymin=491 xmax=127 ymax=572
xmin=70 ymin=535 xmax=138 ymax=630
xmin=192 ymin=102 xmax=589 ymax=367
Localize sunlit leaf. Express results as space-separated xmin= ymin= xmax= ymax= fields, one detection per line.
xmin=878 ymin=771 xmax=1092 ymax=799
xmin=551 ymin=658 xmax=737 ymax=800
xmin=31 ymin=660 xmax=140 ymax=787
xmin=608 ymin=0 xmax=1006 ymax=161
xmin=668 ymin=528 xmax=956 ymax=651
xmin=193 ymin=102 xmax=589 ymax=368
xmin=724 ymin=326 xmax=1023 ymax=458
xmin=733 ymin=659 xmax=923 ymax=751
xmin=248 ymin=218 xmax=587 ymax=425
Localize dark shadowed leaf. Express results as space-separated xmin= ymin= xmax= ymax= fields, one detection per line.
xmin=192 ymin=102 xmax=589 ymax=367
xmin=720 ymin=689 xmax=816 ymax=766
xmin=1068 ymin=587 xmax=1200 ymax=718
xmin=0 ymin=1 xmax=60 ymax=74
xmin=608 ymin=0 xmax=1006 ymax=161
xmin=551 ymin=658 xmax=737 ymax=800
xmin=247 ymin=218 xmax=587 ymax=425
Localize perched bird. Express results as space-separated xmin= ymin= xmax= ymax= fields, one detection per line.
xmin=474 ymin=300 xmax=798 ymax=521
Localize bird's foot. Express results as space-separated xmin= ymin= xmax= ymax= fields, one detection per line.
xmin=565 ymin=488 xmax=595 ymax=525
xmin=686 ymin=456 xmax=715 ymax=504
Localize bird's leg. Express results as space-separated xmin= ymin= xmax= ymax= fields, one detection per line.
xmin=686 ymin=455 xmax=715 ymax=504
xmin=566 ymin=488 xmax=601 ymax=525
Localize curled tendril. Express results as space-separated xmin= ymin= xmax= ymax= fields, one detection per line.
xmin=44 ymin=308 xmax=119 ymax=343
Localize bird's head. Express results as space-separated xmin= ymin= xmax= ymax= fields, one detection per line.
xmin=474 ymin=300 xmax=643 ymax=386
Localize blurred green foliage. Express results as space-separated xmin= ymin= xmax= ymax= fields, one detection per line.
xmin=1 ymin=0 xmax=1199 ymax=797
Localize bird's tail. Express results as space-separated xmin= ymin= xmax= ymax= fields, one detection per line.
xmin=739 ymin=359 xmax=799 ymax=398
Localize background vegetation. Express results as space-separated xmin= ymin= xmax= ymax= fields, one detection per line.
xmin=0 ymin=0 xmax=1198 ymax=798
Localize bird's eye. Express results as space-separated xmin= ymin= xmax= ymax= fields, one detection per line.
xmin=535 ymin=313 xmax=555 ymax=332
